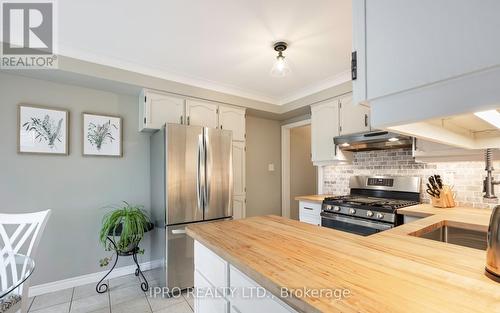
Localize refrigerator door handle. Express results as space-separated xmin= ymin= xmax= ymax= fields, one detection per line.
xmin=171 ymin=228 xmax=187 ymax=235
xmin=196 ymin=134 xmax=204 ymax=212
xmin=204 ymin=129 xmax=211 ymax=209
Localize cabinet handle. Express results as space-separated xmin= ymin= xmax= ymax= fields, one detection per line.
xmin=180 ymin=116 xmax=183 ymax=124
xmin=364 ymin=114 xmax=368 ymax=127
xmin=303 ymin=207 xmax=314 ymax=211
xmin=220 ymin=124 xmax=223 ymax=130
xmin=187 ymin=116 xmax=190 ymax=125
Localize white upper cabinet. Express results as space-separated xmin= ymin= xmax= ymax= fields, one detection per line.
xmin=352 ymin=0 xmax=500 ymax=148
xmin=311 ymin=99 xmax=351 ymax=164
xmin=354 ymin=0 xmax=500 ymax=104
xmin=339 ymin=94 xmax=370 ymax=135
xmin=186 ymin=99 xmax=219 ymax=128
xmin=219 ymin=106 xmax=246 ymax=141
xmin=139 ymin=89 xmax=185 ymax=131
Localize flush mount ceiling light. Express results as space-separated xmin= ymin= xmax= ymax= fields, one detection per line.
xmin=270 ymin=41 xmax=291 ymax=77
xmin=474 ymin=110 xmax=500 ymax=129
xmin=388 ymin=137 xmax=399 ymax=142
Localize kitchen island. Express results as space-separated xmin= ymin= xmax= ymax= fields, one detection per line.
xmin=186 ymin=205 xmax=500 ymax=313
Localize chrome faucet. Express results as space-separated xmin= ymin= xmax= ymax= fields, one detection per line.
xmin=484 ymin=149 xmax=500 ymax=199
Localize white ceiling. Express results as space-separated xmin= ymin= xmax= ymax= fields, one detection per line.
xmin=58 ymin=0 xmax=352 ymax=105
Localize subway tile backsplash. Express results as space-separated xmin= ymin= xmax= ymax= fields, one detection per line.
xmin=322 ymin=148 xmax=499 ymax=209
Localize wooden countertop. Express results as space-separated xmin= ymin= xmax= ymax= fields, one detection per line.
xmin=294 ymin=195 xmax=335 ymax=203
xmin=187 ymin=205 xmax=500 ymax=313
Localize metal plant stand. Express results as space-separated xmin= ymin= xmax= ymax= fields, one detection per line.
xmin=96 ymin=224 xmax=154 ymax=294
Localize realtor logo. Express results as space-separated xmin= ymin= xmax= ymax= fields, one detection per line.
xmin=1 ymin=0 xmax=57 ymax=68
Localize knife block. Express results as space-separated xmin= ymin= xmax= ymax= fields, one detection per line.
xmin=431 ymin=185 xmax=456 ymax=208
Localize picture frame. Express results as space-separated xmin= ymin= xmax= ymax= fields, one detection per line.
xmin=82 ymin=112 xmax=123 ymax=157
xmin=18 ymin=104 xmax=69 ymax=155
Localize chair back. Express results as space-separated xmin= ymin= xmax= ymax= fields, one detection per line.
xmin=0 ymin=210 xmax=51 ymax=300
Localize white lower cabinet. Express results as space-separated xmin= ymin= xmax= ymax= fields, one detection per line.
xmin=194 ymin=241 xmax=297 ymax=313
xmin=299 ymin=201 xmax=321 ymax=226
xmin=403 ymin=215 xmax=422 ymax=224
xmin=195 ymin=270 xmax=229 ymax=313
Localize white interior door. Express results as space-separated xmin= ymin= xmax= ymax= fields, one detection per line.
xmin=186 ymin=99 xmax=218 ymax=128
xmin=219 ymin=106 xmax=246 ymax=141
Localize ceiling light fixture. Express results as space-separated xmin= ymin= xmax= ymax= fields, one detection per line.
xmin=270 ymin=41 xmax=291 ymax=77
xmin=474 ymin=110 xmax=500 ymax=129
xmin=388 ymin=137 xmax=399 ymax=142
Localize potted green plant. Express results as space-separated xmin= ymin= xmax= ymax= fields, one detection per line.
xmin=98 ymin=202 xmax=153 ymax=266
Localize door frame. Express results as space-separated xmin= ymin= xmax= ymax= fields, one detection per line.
xmin=281 ymin=119 xmax=312 ymax=218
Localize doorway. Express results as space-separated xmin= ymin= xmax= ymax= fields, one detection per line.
xmin=281 ymin=120 xmax=317 ymax=219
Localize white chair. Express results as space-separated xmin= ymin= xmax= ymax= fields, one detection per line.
xmin=0 ymin=210 xmax=51 ymax=313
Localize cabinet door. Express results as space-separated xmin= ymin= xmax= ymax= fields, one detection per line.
xmin=311 ymin=100 xmax=340 ymax=163
xmin=232 ymin=142 xmax=245 ymax=198
xmin=194 ymin=270 xmax=229 ymax=313
xmin=219 ymin=106 xmax=246 ymax=141
xmin=140 ymin=90 xmax=185 ymax=131
xmin=364 ymin=0 xmax=500 ymax=100
xmin=339 ymin=94 xmax=370 ymax=135
xmin=232 ymin=196 xmax=246 ymax=220
xmin=352 ymin=0 xmax=367 ymax=105
xmin=186 ymin=99 xmax=218 ymax=128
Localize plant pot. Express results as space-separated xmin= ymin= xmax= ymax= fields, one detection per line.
xmin=117 ymin=240 xmax=140 ymax=256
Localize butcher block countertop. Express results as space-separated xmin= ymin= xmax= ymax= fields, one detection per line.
xmin=186 ymin=205 xmax=500 ymax=313
xmin=294 ymin=195 xmax=335 ymax=203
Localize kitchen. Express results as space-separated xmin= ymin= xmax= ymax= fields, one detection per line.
xmin=1 ymin=1 xmax=500 ymax=313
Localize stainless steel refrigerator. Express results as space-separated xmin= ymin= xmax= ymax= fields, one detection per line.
xmin=150 ymin=124 xmax=233 ymax=290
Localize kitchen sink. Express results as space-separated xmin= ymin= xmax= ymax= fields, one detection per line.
xmin=412 ymin=223 xmax=487 ymax=251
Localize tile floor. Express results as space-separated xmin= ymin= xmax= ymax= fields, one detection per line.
xmin=27 ymin=271 xmax=194 ymax=313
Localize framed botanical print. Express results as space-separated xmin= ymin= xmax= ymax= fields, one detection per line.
xmin=82 ymin=113 xmax=122 ymax=157
xmin=18 ymin=104 xmax=69 ymax=155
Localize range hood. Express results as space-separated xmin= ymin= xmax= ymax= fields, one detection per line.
xmin=334 ymin=131 xmax=413 ymax=152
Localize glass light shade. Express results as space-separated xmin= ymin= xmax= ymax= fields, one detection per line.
xmin=270 ymin=55 xmax=291 ymax=77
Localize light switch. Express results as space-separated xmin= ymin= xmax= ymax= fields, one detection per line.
xmin=268 ymin=163 xmax=275 ymax=172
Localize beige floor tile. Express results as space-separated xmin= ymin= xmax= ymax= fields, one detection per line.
xmin=29 ymin=302 xmax=70 ymax=313
xmin=109 ymin=284 xmax=145 ymax=306
xmin=70 ymin=293 xmax=109 ymax=313
xmin=111 ymin=297 xmax=152 ymax=313
xmin=153 ymin=301 xmax=193 ymax=313
xmin=30 ymin=289 xmax=73 ymax=311
xmin=73 ymin=282 xmax=108 ymax=300
xmin=145 ymin=293 xmax=184 ymax=311
xmin=108 ymin=274 xmax=140 ymax=291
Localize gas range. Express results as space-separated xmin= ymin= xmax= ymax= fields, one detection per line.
xmin=321 ymin=176 xmax=421 ymax=236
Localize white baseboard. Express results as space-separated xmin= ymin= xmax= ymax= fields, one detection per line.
xmin=29 ymin=260 xmax=163 ymax=297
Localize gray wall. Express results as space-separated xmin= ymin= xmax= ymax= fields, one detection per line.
xmin=0 ymin=73 xmax=151 ymax=285
xmin=290 ymin=125 xmax=316 ymax=220
xmin=245 ymin=116 xmax=282 ymax=217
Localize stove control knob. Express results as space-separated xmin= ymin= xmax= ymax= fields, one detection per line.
xmin=326 ymin=205 xmax=332 ymax=210
xmin=349 ymin=208 xmax=356 ymax=215
xmin=333 ymin=206 xmax=341 ymax=212
xmin=376 ymin=213 xmax=384 ymax=219
xmin=366 ymin=210 xmax=374 ymax=217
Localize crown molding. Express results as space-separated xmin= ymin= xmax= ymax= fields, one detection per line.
xmin=58 ymin=45 xmax=280 ymax=104
xmin=58 ymin=45 xmax=351 ymax=106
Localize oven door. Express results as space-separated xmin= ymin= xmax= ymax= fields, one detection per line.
xmin=321 ymin=212 xmax=393 ymax=236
